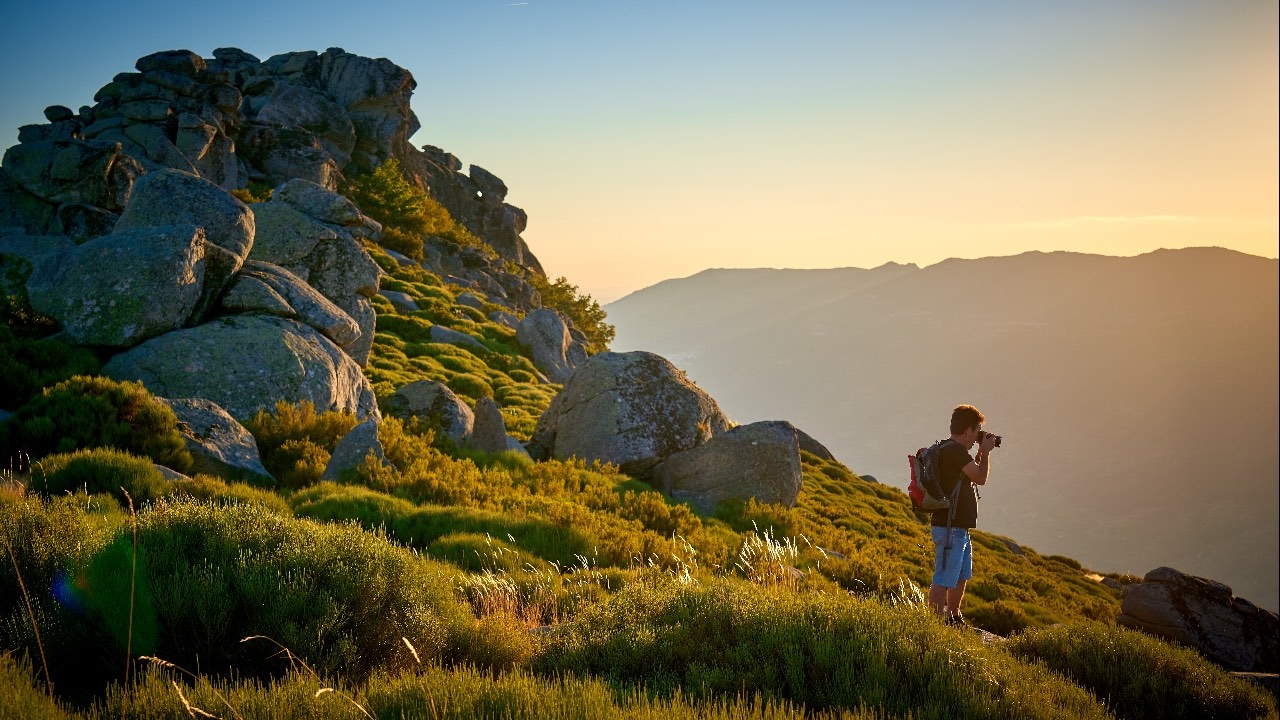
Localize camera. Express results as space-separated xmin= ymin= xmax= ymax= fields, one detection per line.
xmin=979 ymin=430 xmax=1003 ymax=448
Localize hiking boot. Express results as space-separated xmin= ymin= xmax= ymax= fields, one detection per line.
xmin=947 ymin=612 xmax=971 ymax=628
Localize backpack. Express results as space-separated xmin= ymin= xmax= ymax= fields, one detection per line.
xmin=908 ymin=440 xmax=955 ymax=512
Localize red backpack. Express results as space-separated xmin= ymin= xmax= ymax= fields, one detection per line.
xmin=908 ymin=440 xmax=954 ymax=512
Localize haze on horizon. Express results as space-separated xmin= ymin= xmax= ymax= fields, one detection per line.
xmin=1 ymin=1 xmax=1275 ymax=302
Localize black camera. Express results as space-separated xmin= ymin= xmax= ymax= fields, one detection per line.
xmin=979 ymin=431 xmax=1003 ymax=448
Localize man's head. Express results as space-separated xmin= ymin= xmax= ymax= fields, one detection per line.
xmin=950 ymin=404 xmax=986 ymax=448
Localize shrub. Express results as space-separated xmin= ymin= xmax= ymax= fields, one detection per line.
xmin=345 ymin=159 xmax=492 ymax=262
xmin=242 ymin=400 xmax=358 ymax=487
xmin=228 ymin=181 xmax=273 ymax=204
xmin=0 ymin=652 xmax=71 ymax=720
xmin=1006 ymin=622 xmax=1277 ymax=720
xmin=31 ymin=448 xmax=173 ymax=507
xmin=0 ymin=375 xmax=192 ymax=472
xmin=965 ymin=599 xmax=1031 ymax=636
xmin=167 ymin=474 xmax=293 ymax=516
xmin=536 ymin=577 xmax=1111 ymax=719
xmin=134 ymin=501 xmax=472 ymax=682
xmin=0 ymin=327 xmax=100 ymax=409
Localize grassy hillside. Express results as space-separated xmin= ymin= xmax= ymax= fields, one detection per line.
xmin=1 ymin=207 xmax=1274 ymax=719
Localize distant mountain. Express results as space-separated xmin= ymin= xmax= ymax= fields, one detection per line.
xmin=607 ymin=248 xmax=1280 ymax=610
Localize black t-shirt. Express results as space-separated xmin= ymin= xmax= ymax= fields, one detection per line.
xmin=930 ymin=440 xmax=978 ymax=529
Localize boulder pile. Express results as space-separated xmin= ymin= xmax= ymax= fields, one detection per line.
xmin=529 ymin=350 xmax=816 ymax=512
xmin=0 ymin=46 xmax=544 ymax=312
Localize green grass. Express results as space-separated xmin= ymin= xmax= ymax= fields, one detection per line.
xmin=1006 ymin=622 xmax=1278 ymax=720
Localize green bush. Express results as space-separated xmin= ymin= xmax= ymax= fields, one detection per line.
xmin=0 ymin=326 xmax=100 ymax=410
xmin=1006 ymin=622 xmax=1277 ymax=720
xmin=31 ymin=448 xmax=173 ymax=507
xmin=536 ymin=577 xmax=1111 ymax=719
xmin=242 ymin=400 xmax=358 ymax=487
xmin=0 ymin=375 xmax=192 ymax=472
xmin=0 ymin=492 xmax=130 ymax=701
xmin=345 ymin=159 xmax=493 ymax=262
xmin=965 ymin=599 xmax=1031 ymax=637
xmin=167 ymin=474 xmax=293 ymax=516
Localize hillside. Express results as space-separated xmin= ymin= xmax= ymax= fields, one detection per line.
xmin=0 ymin=48 xmax=1276 ymax=719
xmin=606 ymin=250 xmax=1280 ymax=611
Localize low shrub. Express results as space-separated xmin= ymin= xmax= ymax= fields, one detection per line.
xmin=535 ymin=577 xmax=1111 ymax=719
xmin=31 ymin=448 xmax=172 ymax=507
xmin=965 ymin=599 xmax=1031 ymax=636
xmin=0 ymin=652 xmax=70 ymax=720
xmin=167 ymin=474 xmax=293 ymax=516
xmin=1005 ymin=622 xmax=1277 ymax=720
xmin=0 ymin=376 xmax=191 ymax=472
xmin=242 ymin=400 xmax=358 ymax=487
xmin=143 ymin=502 xmax=471 ymax=674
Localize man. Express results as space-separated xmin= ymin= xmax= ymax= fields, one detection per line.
xmin=927 ymin=404 xmax=996 ymax=625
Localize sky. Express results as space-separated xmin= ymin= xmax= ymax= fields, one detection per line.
xmin=1 ymin=1 xmax=1276 ymax=302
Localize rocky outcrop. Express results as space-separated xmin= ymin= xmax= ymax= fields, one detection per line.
xmin=652 ymin=421 xmax=804 ymax=514
xmin=1117 ymin=566 xmax=1279 ymax=673
xmin=412 ymin=146 xmax=542 ymax=275
xmin=25 ymin=224 xmax=207 ymax=347
xmin=159 ymin=397 xmax=273 ymax=486
xmin=516 ymin=308 xmax=587 ymax=384
xmin=384 ymin=380 xmax=474 ymax=446
xmin=1 ymin=47 xmax=544 ymax=289
xmin=103 ymin=314 xmax=379 ymax=421
xmin=528 ymin=351 xmax=731 ymax=477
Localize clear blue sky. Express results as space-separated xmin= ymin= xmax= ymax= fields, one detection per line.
xmin=2 ymin=0 xmax=1275 ymax=301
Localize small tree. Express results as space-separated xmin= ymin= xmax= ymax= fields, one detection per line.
xmin=345 ymin=159 xmax=492 ymax=262
xmin=529 ymin=274 xmax=615 ymax=354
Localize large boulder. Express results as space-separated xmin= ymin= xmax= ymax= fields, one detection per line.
xmin=384 ymin=380 xmax=474 ymax=445
xmin=652 ymin=421 xmax=804 ymax=514
xmin=528 ymin=351 xmax=731 ymax=477
xmin=222 ymin=260 xmax=360 ymax=345
xmin=1117 ymin=566 xmax=1279 ymax=673
xmin=102 ymin=314 xmax=379 ymax=421
xmin=26 ymin=224 xmax=207 ymax=346
xmin=516 ymin=308 xmax=587 ymax=384
xmin=114 ymin=168 xmax=255 ymax=259
xmin=158 ymin=397 xmax=274 ymax=486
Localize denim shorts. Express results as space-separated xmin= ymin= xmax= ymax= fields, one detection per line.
xmin=931 ymin=526 xmax=973 ymax=588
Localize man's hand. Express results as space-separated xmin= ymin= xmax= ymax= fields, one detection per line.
xmin=979 ymin=434 xmax=997 ymax=453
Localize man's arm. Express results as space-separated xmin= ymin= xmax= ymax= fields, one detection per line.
xmin=962 ymin=445 xmax=993 ymax=486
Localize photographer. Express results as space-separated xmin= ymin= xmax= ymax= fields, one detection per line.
xmin=927 ymin=404 xmax=998 ymax=626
